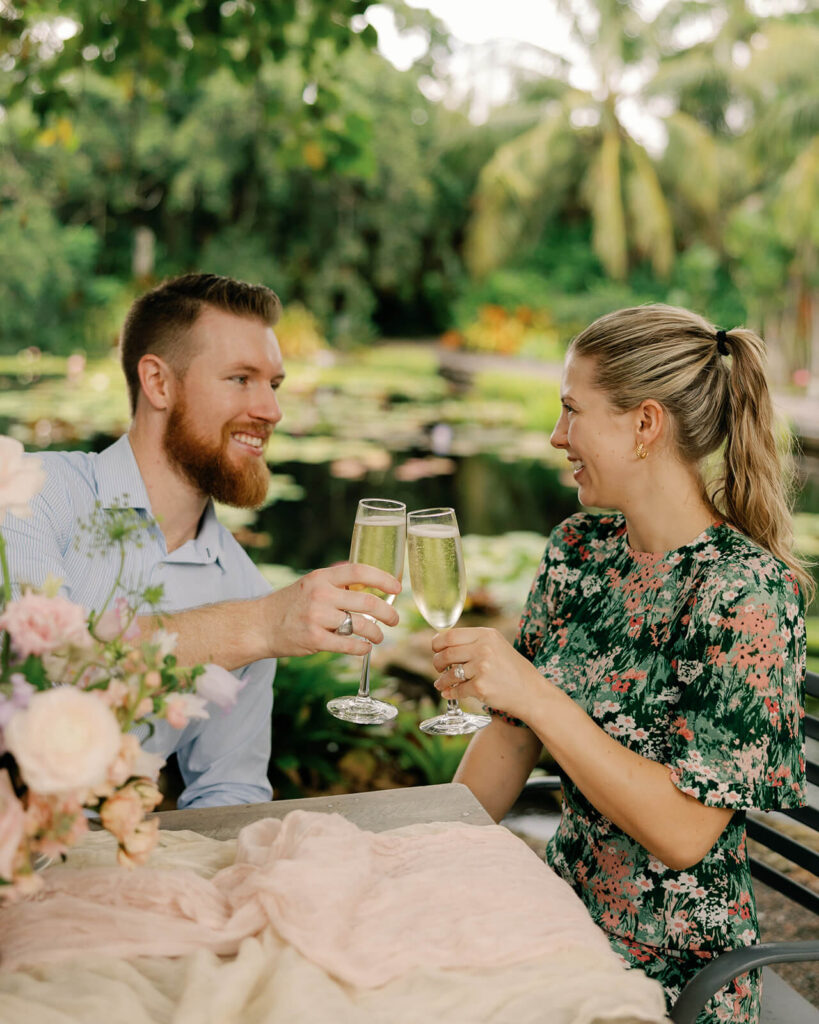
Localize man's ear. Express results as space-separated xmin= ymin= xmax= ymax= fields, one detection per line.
xmin=137 ymin=354 xmax=175 ymax=412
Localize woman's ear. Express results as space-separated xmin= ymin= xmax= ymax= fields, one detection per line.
xmin=136 ymin=354 xmax=175 ymax=412
xmin=635 ymin=399 xmax=664 ymax=447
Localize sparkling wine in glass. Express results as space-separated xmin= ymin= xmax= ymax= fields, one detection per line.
xmin=407 ymin=507 xmax=490 ymax=735
xmin=327 ymin=498 xmax=406 ymax=725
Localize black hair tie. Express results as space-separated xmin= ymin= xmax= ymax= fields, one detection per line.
xmin=715 ymin=329 xmax=730 ymax=356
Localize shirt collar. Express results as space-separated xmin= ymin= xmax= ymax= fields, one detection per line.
xmin=97 ymin=435 xmax=225 ymax=570
xmin=165 ymin=502 xmax=225 ymax=569
xmin=96 ymin=434 xmax=152 ymax=512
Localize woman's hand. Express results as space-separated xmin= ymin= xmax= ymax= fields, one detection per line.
xmin=431 ymin=626 xmax=544 ymax=722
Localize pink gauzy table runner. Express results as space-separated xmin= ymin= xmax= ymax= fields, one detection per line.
xmin=0 ymin=812 xmax=670 ymax=1024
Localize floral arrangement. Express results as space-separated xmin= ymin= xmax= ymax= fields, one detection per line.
xmin=0 ymin=435 xmax=241 ymax=898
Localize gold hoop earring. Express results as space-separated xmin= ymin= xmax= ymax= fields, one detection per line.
xmin=635 ymin=442 xmax=648 ymax=460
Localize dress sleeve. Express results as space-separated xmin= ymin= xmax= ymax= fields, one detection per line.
xmin=668 ymin=566 xmax=806 ymax=811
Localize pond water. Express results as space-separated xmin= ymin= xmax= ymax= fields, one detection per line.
xmin=254 ymin=453 xmax=580 ymax=572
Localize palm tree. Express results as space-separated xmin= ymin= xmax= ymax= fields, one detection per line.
xmin=464 ymin=0 xmax=675 ymax=282
xmin=653 ymin=7 xmax=819 ymax=377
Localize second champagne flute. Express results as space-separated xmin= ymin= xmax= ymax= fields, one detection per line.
xmin=326 ymin=498 xmax=406 ymax=725
xmin=407 ymin=507 xmax=490 ymax=735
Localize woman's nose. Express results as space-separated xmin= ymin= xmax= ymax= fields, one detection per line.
xmin=550 ymin=413 xmax=567 ymax=449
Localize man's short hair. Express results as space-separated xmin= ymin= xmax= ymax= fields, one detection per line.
xmin=120 ymin=272 xmax=282 ymax=415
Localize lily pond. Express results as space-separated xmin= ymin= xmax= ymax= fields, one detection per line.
xmin=1 ymin=342 xmax=817 ymax=799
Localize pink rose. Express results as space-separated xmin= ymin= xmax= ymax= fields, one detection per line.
xmin=0 ymin=436 xmax=45 ymax=525
xmin=164 ymin=692 xmax=209 ymax=730
xmin=0 ymin=769 xmax=26 ymax=881
xmin=4 ymin=687 xmax=122 ymax=795
xmin=196 ymin=663 xmax=244 ymax=709
xmin=0 ymin=593 xmax=92 ymax=659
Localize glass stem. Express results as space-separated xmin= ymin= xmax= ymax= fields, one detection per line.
xmin=445 ymin=698 xmax=461 ymax=716
xmin=357 ymin=650 xmax=372 ymax=700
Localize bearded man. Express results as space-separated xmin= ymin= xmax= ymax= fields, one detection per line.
xmin=4 ymin=274 xmax=401 ymax=808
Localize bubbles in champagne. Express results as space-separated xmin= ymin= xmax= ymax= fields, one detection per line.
xmin=407 ymin=523 xmax=466 ymax=629
xmin=350 ymin=514 xmax=406 ymax=603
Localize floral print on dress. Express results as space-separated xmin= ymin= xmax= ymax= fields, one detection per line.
xmin=508 ymin=512 xmax=806 ymax=1023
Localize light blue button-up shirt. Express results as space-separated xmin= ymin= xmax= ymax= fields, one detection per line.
xmin=4 ymin=435 xmax=275 ymax=808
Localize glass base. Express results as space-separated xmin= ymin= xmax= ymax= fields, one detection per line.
xmin=327 ymin=695 xmax=398 ymax=725
xmin=419 ymin=709 xmax=491 ymax=736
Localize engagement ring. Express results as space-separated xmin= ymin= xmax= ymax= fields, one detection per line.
xmin=453 ymin=663 xmax=466 ymax=683
xmin=336 ymin=610 xmax=354 ymax=636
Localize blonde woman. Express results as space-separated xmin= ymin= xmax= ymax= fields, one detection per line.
xmin=432 ymin=305 xmax=811 ymax=1023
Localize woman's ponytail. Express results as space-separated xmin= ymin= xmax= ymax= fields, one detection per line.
xmin=711 ymin=327 xmax=815 ymax=604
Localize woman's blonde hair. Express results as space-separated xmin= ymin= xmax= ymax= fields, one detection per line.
xmin=570 ymin=303 xmax=815 ymax=603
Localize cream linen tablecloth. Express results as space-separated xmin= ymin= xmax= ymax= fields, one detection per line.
xmin=0 ymin=810 xmax=670 ymax=1024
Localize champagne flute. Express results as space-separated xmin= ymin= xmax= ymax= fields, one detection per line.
xmin=327 ymin=498 xmax=406 ymax=725
xmin=407 ymin=507 xmax=490 ymax=735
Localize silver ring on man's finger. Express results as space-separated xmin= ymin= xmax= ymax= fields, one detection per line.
xmin=335 ymin=610 xmax=354 ymax=636
xmin=453 ymin=663 xmax=466 ymax=683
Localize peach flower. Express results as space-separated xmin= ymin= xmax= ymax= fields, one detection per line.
xmin=25 ymin=791 xmax=88 ymax=859
xmin=0 ymin=436 xmax=45 ymax=525
xmin=106 ymin=734 xmax=165 ymax=789
xmin=165 ymin=692 xmax=209 ymax=730
xmin=4 ymin=687 xmax=122 ymax=795
xmin=101 ymin=780 xmax=162 ymax=866
xmin=99 ymin=784 xmax=144 ymax=842
xmin=117 ymin=819 xmax=160 ymax=868
xmin=0 ymin=769 xmax=26 ymax=881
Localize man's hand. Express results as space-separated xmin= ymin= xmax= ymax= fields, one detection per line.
xmin=261 ymin=562 xmax=401 ymax=659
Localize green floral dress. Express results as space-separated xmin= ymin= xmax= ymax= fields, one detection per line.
xmin=507 ymin=513 xmax=807 ymax=1023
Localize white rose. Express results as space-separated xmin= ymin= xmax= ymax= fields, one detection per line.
xmin=4 ymin=688 xmax=122 ymax=795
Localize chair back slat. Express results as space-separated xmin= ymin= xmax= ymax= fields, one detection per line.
xmin=746 ymin=817 xmax=819 ymax=876
xmin=783 ymin=804 xmax=819 ymax=830
xmin=748 ymin=857 xmax=819 ymax=916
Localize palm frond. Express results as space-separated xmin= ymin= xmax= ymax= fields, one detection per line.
xmin=583 ymin=127 xmax=628 ymax=281
xmin=773 ymin=137 xmax=819 ymax=250
xmin=661 ymin=111 xmax=721 ymax=218
xmin=464 ymin=108 xmax=577 ymax=278
xmin=624 ymin=139 xmax=675 ymax=280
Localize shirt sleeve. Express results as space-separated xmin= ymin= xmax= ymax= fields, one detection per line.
xmin=145 ymin=657 xmax=276 ymax=809
xmin=668 ymin=568 xmax=806 ymax=811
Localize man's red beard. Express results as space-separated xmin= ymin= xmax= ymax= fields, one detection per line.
xmin=163 ymin=392 xmax=270 ymax=508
